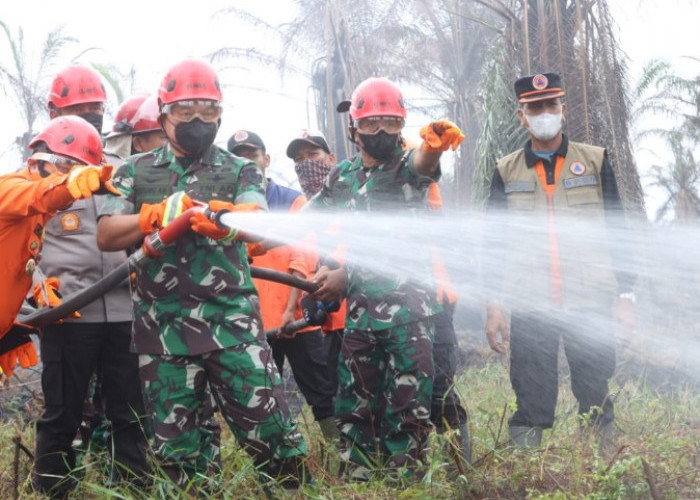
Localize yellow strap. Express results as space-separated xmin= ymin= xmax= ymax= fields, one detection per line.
xmin=162 ymin=192 xmax=186 ymax=227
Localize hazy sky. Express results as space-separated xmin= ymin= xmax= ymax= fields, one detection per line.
xmin=0 ymin=0 xmax=697 ymax=213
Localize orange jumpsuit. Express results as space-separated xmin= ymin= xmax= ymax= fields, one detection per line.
xmin=250 ymin=196 xmax=315 ymax=332
xmin=0 ymin=168 xmax=73 ymax=375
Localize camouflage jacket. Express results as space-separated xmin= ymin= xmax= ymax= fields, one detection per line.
xmin=99 ymin=143 xmax=268 ymax=355
xmin=309 ymin=149 xmax=442 ymax=331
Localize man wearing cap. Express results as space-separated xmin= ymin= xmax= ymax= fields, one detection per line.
xmin=228 ymin=130 xmax=339 ymax=442
xmin=287 ymin=130 xmax=347 ymax=418
xmin=485 ymin=72 xmax=634 ymax=450
xmin=286 ymin=129 xmax=336 ymax=199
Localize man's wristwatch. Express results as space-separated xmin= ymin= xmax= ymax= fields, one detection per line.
xmin=618 ymin=292 xmax=636 ymax=304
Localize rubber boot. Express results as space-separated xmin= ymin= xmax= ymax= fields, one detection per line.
xmin=318 ymin=416 xmax=340 ymax=443
xmin=509 ymin=426 xmax=542 ymax=448
xmin=595 ymin=421 xmax=615 ymax=457
xmin=264 ymin=456 xmax=312 ymax=496
xmin=444 ymin=423 xmax=472 ymax=482
xmin=458 ymin=423 xmax=472 ymax=465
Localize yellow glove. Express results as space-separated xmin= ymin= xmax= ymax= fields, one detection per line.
xmin=31 ymin=277 xmax=81 ymax=322
xmin=419 ymin=120 xmax=465 ymax=153
xmin=66 ymin=164 xmax=121 ymax=199
xmin=95 ymin=164 xmax=122 ymax=196
xmin=138 ymin=191 xmax=194 ymax=235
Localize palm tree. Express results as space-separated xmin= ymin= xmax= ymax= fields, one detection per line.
xmin=632 ymin=57 xmax=699 ymax=145
xmin=631 ymin=58 xmax=700 ymax=222
xmin=648 ymin=132 xmax=700 ymax=223
xmin=471 ymin=0 xmax=645 ymax=213
xmin=91 ymin=62 xmax=140 ymax=109
xmin=214 ymin=0 xmax=421 ymax=161
xmin=0 ymin=21 xmax=76 ymax=161
xmin=377 ymin=0 xmax=504 ymax=206
xmin=216 ymin=0 xmax=644 ymax=211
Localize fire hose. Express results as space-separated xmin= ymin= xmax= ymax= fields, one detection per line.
xmin=19 ymin=205 xmax=322 ymax=338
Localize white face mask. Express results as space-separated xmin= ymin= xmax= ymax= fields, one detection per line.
xmin=525 ymin=112 xmax=563 ymax=141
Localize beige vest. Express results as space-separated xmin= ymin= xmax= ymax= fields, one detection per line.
xmin=495 ymin=141 xmax=616 ymax=311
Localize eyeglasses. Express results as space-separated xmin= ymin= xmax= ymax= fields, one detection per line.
xmin=353 ymin=116 xmax=405 ymax=135
xmin=30 ymin=152 xmax=81 ymax=173
xmin=161 ymin=100 xmax=223 ymax=123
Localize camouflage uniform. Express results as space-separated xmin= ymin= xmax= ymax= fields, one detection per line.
xmin=100 ymin=144 xmax=306 ymax=487
xmin=309 ymin=149 xmax=440 ymax=475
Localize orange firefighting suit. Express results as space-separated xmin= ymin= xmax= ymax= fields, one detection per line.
xmin=0 ymin=168 xmax=74 ymax=376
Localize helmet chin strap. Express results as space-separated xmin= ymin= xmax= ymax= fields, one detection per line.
xmin=347 ymin=125 xmax=357 ymax=144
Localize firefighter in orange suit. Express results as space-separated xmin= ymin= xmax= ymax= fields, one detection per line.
xmin=0 ymin=115 xmax=116 ymax=379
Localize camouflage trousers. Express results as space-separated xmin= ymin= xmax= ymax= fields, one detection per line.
xmin=139 ymin=341 xmax=307 ymax=488
xmin=335 ymin=320 xmax=434 ymax=475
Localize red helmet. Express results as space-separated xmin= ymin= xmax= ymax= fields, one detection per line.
xmin=112 ymin=93 xmax=149 ymax=134
xmin=345 ymin=77 xmax=406 ymax=121
xmin=158 ymin=59 xmax=222 ymax=105
xmin=130 ymin=94 xmax=161 ymax=133
xmin=48 ymin=63 xmax=107 ymax=109
xmin=29 ymin=116 xmax=104 ymax=165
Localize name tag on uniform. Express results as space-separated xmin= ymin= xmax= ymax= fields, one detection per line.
xmin=504 ymin=181 xmax=536 ymax=193
xmin=563 ymin=175 xmax=598 ymax=189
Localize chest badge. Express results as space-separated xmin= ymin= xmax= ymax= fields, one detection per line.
xmin=60 ymin=213 xmax=80 ymax=231
xmin=569 ymin=161 xmax=586 ymax=176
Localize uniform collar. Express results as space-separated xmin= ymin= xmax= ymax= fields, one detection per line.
xmin=524 ymin=134 xmax=569 ymax=168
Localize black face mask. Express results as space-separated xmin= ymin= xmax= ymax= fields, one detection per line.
xmin=80 ymin=113 xmax=104 ymax=134
xmin=358 ymin=131 xmax=399 ymax=161
xmin=174 ymin=119 xmax=218 ymax=159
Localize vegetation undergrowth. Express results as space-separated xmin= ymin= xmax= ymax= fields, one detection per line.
xmin=1 ymin=355 xmax=698 ymax=499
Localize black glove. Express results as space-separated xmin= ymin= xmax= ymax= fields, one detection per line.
xmin=0 ymin=324 xmax=37 ymax=355
xmin=0 ymin=324 xmax=39 ymax=377
xmin=301 ymin=294 xmax=332 ymax=326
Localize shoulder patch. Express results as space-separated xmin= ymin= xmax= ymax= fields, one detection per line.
xmin=569 ymin=161 xmax=586 ymax=176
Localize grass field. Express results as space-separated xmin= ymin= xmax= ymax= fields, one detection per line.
xmin=1 ymin=351 xmax=698 ymax=499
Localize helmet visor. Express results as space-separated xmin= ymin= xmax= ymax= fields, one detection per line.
xmin=31 ymin=152 xmax=82 ymax=173
xmin=353 ymin=116 xmax=405 ymax=135
xmin=161 ymin=100 xmax=222 ymax=123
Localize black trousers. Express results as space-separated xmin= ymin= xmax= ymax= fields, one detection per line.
xmin=509 ymin=309 xmax=616 ymax=429
xmin=270 ymin=328 xmax=336 ymax=421
xmin=34 ymin=322 xmax=148 ymax=496
xmin=431 ymin=304 xmax=468 ymax=430
xmin=325 ymin=328 xmax=343 ymax=395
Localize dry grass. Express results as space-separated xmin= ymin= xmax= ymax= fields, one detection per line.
xmin=1 ymin=353 xmax=698 ymax=499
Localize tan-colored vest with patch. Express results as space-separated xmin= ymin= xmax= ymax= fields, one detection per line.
xmin=495 ymin=141 xmax=616 ymax=311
